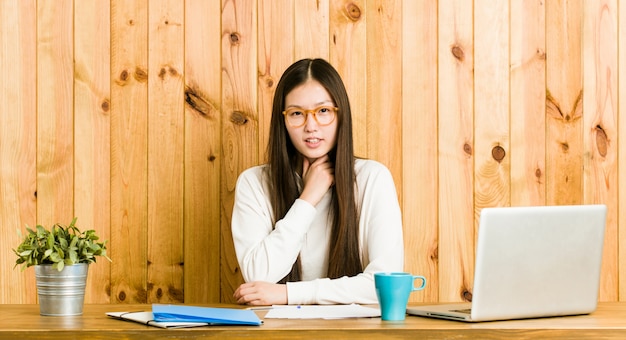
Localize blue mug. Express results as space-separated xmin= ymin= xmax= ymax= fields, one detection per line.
xmin=374 ymin=272 xmax=427 ymax=321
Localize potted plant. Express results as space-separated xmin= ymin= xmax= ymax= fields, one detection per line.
xmin=13 ymin=217 xmax=111 ymax=316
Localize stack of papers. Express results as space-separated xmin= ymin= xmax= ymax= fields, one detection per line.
xmin=264 ymin=304 xmax=381 ymax=319
xmin=107 ymin=304 xmax=262 ymax=329
xmin=107 ymin=303 xmax=381 ymax=328
xmin=106 ymin=311 xmax=208 ymax=329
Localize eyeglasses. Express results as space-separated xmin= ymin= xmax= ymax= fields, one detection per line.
xmin=282 ymin=106 xmax=338 ymax=128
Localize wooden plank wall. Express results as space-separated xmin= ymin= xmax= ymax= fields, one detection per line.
xmin=0 ymin=0 xmax=623 ymax=305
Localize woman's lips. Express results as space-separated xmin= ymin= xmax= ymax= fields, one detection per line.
xmin=305 ymin=137 xmax=322 ymax=147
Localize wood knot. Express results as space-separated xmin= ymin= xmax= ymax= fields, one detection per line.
xmin=535 ymin=168 xmax=542 ymax=179
xmin=451 ymin=45 xmax=465 ymax=61
xmin=156 ymin=66 xmax=180 ymax=80
xmin=119 ymin=69 xmax=129 ymax=82
xmin=462 ymin=290 xmax=473 ymax=302
xmin=118 ymin=291 xmax=126 ymax=301
xmin=595 ymin=125 xmax=608 ymax=157
xmin=430 ymin=244 xmax=439 ymax=261
xmin=463 ymin=143 xmax=473 ymax=156
xmin=230 ymin=111 xmax=249 ymax=125
xmin=560 ymin=142 xmax=569 ymax=152
xmin=168 ymin=286 xmax=184 ymax=302
xmin=491 ymin=145 xmax=506 ymax=163
xmin=156 ymin=287 xmax=163 ymax=299
xmin=134 ymin=67 xmax=148 ymax=83
xmin=185 ymin=85 xmax=212 ymax=117
xmin=536 ymin=48 xmax=546 ymax=60
xmin=208 ymin=154 xmax=216 ymax=162
xmin=101 ymin=99 xmax=110 ymax=112
xmin=230 ymin=32 xmax=240 ymax=45
xmin=116 ymin=69 xmax=135 ymax=86
xmin=345 ymin=3 xmax=362 ymax=21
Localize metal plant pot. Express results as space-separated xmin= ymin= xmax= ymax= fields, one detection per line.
xmin=34 ymin=263 xmax=89 ymax=316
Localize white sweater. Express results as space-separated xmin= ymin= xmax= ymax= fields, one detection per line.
xmin=231 ymin=159 xmax=404 ymax=305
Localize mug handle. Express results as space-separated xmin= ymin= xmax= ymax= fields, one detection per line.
xmin=412 ymin=275 xmax=427 ymax=291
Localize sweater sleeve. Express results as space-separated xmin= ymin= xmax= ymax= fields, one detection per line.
xmin=286 ymin=160 xmax=404 ymax=305
xmin=231 ymin=166 xmax=317 ymax=283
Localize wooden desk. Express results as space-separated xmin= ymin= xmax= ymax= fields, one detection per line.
xmin=1 ymin=303 xmax=626 ymax=339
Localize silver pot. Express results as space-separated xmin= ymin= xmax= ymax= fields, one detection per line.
xmin=34 ymin=263 xmax=89 ymax=316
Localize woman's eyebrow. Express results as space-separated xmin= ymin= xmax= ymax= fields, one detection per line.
xmin=285 ymin=101 xmax=333 ymax=109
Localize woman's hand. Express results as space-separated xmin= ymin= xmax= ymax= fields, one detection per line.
xmin=299 ymin=155 xmax=334 ymax=206
xmin=233 ymin=281 xmax=288 ymax=306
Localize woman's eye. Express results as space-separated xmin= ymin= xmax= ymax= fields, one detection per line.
xmin=291 ymin=111 xmax=304 ymax=116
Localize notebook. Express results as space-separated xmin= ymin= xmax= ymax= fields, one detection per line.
xmin=407 ymin=204 xmax=607 ymax=322
xmin=151 ymin=304 xmax=262 ymax=325
xmin=107 ymin=304 xmax=262 ymax=328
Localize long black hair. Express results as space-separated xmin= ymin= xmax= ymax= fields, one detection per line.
xmin=266 ymin=58 xmax=361 ymax=283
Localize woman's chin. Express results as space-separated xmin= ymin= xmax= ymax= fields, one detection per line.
xmin=303 ymin=153 xmax=328 ymax=163
xmin=305 ymin=157 xmax=320 ymax=164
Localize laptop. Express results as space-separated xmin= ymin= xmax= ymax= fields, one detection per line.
xmin=407 ymin=204 xmax=607 ymax=322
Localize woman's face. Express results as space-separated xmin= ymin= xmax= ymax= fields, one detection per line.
xmin=284 ymin=79 xmax=338 ymax=163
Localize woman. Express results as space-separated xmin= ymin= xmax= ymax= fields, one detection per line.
xmin=232 ymin=58 xmax=403 ymax=305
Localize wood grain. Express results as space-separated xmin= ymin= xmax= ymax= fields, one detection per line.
xmin=183 ymin=0 xmax=222 ymax=304
xmin=619 ymin=0 xmax=626 ymax=302
xmin=366 ymin=0 xmax=403 ymax=198
xmin=4 ymin=303 xmax=626 ymax=339
xmin=110 ymin=0 xmax=149 ymax=304
xmin=510 ymin=0 xmax=546 ymax=207
xmin=36 ymin=0 xmax=74 ymax=226
xmin=582 ymin=0 xmax=618 ymax=302
xmin=437 ymin=0 xmax=475 ymax=303
xmin=146 ymin=0 xmax=185 ymax=303
xmin=330 ymin=0 xmax=367 ymax=158
xmin=2 ymin=0 xmax=626 ymax=305
xmin=74 ymin=0 xmax=112 ymax=304
xmin=295 ymin=0 xmax=329 ymax=61
xmin=220 ymin=0 xmax=258 ymax=303
xmin=258 ymin=0 xmax=293 ymax=162
xmin=0 ymin=0 xmax=37 ymax=304
xmin=546 ymin=0 xmax=583 ymax=206
xmin=401 ymin=0 xmax=438 ymax=303
xmin=474 ymin=0 xmax=510 ymax=211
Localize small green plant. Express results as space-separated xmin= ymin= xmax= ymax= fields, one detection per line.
xmin=13 ymin=217 xmax=111 ymax=271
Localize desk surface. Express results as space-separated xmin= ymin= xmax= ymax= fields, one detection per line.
xmin=1 ymin=302 xmax=626 ymax=339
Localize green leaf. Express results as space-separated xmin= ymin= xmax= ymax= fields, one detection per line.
xmin=14 ymin=217 xmax=111 ymax=270
xmin=46 ymin=229 xmax=54 ymax=246
xmin=49 ymin=252 xmax=61 ymax=263
xmin=69 ymin=235 xmax=78 ymax=248
xmin=43 ymin=248 xmax=53 ymax=260
xmin=19 ymin=250 xmax=33 ymax=257
xmin=69 ymin=249 xmax=78 ymax=264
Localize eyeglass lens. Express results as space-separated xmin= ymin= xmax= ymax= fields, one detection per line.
xmin=285 ymin=106 xmax=336 ymax=127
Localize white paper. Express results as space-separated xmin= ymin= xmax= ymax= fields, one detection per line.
xmin=106 ymin=311 xmax=209 ymax=328
xmin=263 ymin=304 xmax=381 ymax=319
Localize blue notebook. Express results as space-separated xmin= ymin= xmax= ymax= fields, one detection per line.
xmin=152 ymin=304 xmax=262 ymax=326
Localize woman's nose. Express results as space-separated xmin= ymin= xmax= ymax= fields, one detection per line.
xmin=303 ymin=113 xmax=318 ymax=131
